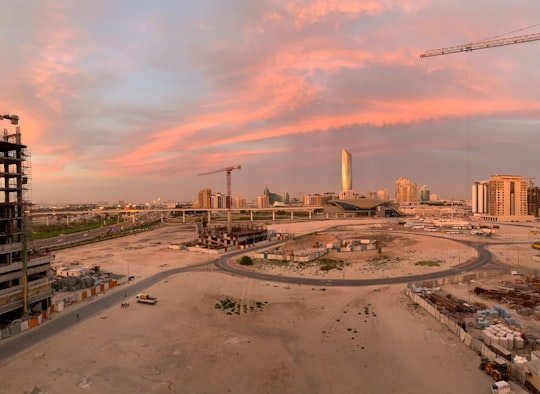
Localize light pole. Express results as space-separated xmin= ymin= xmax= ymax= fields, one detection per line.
xmin=468 ymin=280 xmax=476 ymax=303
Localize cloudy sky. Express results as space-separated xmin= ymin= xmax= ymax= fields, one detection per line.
xmin=1 ymin=1 xmax=539 ymax=204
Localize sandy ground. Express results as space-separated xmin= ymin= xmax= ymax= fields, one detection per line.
xmin=2 ymin=218 xmax=538 ymax=394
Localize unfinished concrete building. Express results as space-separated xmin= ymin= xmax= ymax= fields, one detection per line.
xmin=195 ymin=222 xmax=272 ymax=250
xmin=0 ymin=118 xmax=53 ymax=324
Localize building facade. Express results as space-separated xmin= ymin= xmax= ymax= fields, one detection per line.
xmin=257 ymin=194 xmax=270 ymax=208
xmin=233 ymin=196 xmax=247 ymax=209
xmin=377 ymin=189 xmax=389 ymax=201
xmin=341 ymin=149 xmax=352 ymax=192
xmin=303 ymin=194 xmax=322 ymax=206
xmin=419 ymin=185 xmax=430 ymax=202
xmin=395 ymin=177 xmax=418 ymax=204
xmin=528 ymin=186 xmax=540 ymax=217
xmin=483 ymin=175 xmax=534 ymax=222
xmin=197 ymin=188 xmax=212 ymax=209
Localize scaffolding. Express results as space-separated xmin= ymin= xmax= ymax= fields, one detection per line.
xmin=0 ymin=121 xmax=53 ymax=323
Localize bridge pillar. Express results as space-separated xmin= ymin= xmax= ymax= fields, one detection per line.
xmin=309 ymin=211 xmax=312 ymax=219
xmin=207 ymin=210 xmax=211 ymax=223
xmin=250 ymin=210 xmax=253 ymax=221
xmin=290 ymin=211 xmax=293 ymax=220
xmin=182 ymin=211 xmax=186 ymax=223
xmin=272 ymin=211 xmax=275 ymax=221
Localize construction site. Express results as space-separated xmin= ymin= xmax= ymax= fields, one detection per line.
xmin=0 ymin=117 xmax=54 ymax=327
xmin=189 ymin=221 xmax=274 ymax=252
xmin=412 ymin=271 xmax=540 ymax=393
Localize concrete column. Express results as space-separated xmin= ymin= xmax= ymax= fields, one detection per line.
xmin=309 ymin=211 xmax=312 ymax=219
xmin=182 ymin=211 xmax=186 ymax=223
xmin=207 ymin=210 xmax=211 ymax=223
xmin=290 ymin=211 xmax=293 ymax=220
xmin=272 ymin=211 xmax=275 ymax=221
xmin=250 ymin=210 xmax=253 ymax=221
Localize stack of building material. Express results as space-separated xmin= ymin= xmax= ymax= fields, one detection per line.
xmin=482 ymin=323 xmax=524 ymax=350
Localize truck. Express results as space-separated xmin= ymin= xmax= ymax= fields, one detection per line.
xmin=135 ymin=293 xmax=158 ymax=304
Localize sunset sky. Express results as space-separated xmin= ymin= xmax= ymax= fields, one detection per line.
xmin=1 ymin=1 xmax=540 ymax=204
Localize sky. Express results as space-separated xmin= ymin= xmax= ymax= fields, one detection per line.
xmin=1 ymin=0 xmax=540 ymax=204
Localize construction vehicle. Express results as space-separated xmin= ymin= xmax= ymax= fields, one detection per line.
xmin=135 ymin=293 xmax=158 ymax=304
xmin=480 ymin=357 xmax=511 ymax=382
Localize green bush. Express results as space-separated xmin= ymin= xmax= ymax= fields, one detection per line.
xmin=239 ymin=256 xmax=253 ymax=266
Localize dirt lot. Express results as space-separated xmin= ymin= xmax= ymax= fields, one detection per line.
xmin=3 ymin=218 xmax=538 ymax=393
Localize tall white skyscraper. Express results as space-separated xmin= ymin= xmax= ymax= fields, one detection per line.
xmin=471 ymin=181 xmax=488 ymax=214
xmin=341 ymin=150 xmax=352 ymax=192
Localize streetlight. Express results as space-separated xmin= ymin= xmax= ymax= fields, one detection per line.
xmin=468 ymin=280 xmax=476 ymax=303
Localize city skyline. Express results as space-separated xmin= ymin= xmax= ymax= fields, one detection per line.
xmin=1 ymin=2 xmax=540 ymax=204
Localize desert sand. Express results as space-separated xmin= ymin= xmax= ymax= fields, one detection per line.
xmin=3 ymin=218 xmax=535 ymax=394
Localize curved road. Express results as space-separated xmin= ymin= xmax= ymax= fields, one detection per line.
xmin=0 ymin=231 xmax=494 ymax=358
xmin=217 ymin=240 xmax=493 ymax=286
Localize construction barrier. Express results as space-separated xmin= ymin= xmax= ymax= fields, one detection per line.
xmin=407 ymin=281 xmax=510 ymax=375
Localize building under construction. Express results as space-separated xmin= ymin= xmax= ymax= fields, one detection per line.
xmin=0 ymin=118 xmax=53 ymax=325
xmin=195 ymin=221 xmax=273 ymax=250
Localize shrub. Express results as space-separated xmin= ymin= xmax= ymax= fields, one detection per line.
xmin=239 ymin=256 xmax=253 ymax=266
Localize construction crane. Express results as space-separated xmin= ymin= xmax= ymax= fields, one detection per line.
xmin=199 ymin=164 xmax=241 ymax=233
xmin=199 ymin=164 xmax=241 ymax=210
xmin=420 ymin=30 xmax=540 ymax=196
xmin=420 ymin=32 xmax=540 ymax=58
xmin=0 ymin=113 xmax=19 ymax=125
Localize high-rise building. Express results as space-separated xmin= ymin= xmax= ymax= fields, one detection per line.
xmin=233 ymin=196 xmax=247 ymax=209
xmin=263 ymin=187 xmax=289 ymax=205
xmin=341 ymin=150 xmax=352 ymax=192
xmin=528 ymin=186 xmax=540 ymax=217
xmin=212 ymin=192 xmax=224 ymax=209
xmin=0 ymin=121 xmax=53 ymax=321
xmin=395 ymin=177 xmax=418 ymax=204
xmin=419 ymin=185 xmax=430 ymax=202
xmin=377 ymin=189 xmax=389 ymax=201
xmin=472 ymin=181 xmax=488 ymax=214
xmin=484 ymin=175 xmax=533 ymax=221
xmin=197 ymin=188 xmax=212 ymax=209
xmin=257 ymin=194 xmax=270 ymax=208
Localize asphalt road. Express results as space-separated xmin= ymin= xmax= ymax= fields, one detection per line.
xmin=217 ymin=238 xmax=492 ymax=286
